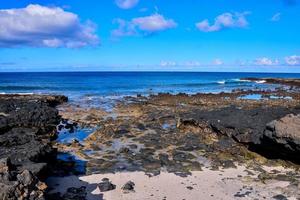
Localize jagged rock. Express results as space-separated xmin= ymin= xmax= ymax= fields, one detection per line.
xmin=17 ymin=170 xmax=37 ymax=187
xmin=262 ymin=114 xmax=300 ymax=161
xmin=122 ymin=181 xmax=135 ymax=191
xmin=0 ymin=94 xmax=67 ymax=200
xmin=0 ymin=157 xmax=11 ymax=174
xmin=98 ymin=179 xmax=116 ymax=192
xmin=265 ymin=114 xmax=300 ymax=144
xmin=62 ymin=186 xmax=87 ymax=200
xmin=179 ymin=106 xmax=300 ymax=163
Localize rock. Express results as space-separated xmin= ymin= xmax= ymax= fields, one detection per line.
xmin=265 ymin=114 xmax=300 ymax=143
xmin=159 ymin=153 xmax=170 ymax=166
xmin=72 ymin=139 xmax=79 ymax=144
xmin=122 ymin=181 xmax=135 ymax=191
xmin=62 ymin=186 xmax=87 ymax=200
xmin=242 ymin=77 xmax=300 ymax=88
xmin=0 ymin=94 xmax=66 ymax=200
xmin=262 ymin=114 xmax=300 ymax=162
xmin=101 ymin=178 xmax=109 ymax=182
xmin=186 ymin=186 xmax=193 ymax=190
xmin=272 ymin=194 xmax=288 ymax=200
xmin=98 ymin=179 xmax=116 ymax=192
xmin=36 ymin=181 xmax=47 ymax=191
xmin=180 ymin=106 xmax=300 ymax=163
xmin=182 ymin=106 xmax=295 ymax=144
xmin=17 ymin=170 xmax=36 ymax=187
xmin=0 ymin=157 xmax=11 ymax=174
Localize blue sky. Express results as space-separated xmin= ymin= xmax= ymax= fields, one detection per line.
xmin=0 ymin=0 xmax=300 ymax=72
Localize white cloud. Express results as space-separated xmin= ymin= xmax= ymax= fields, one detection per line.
xmin=196 ymin=12 xmax=250 ymax=32
xmin=212 ymin=59 xmax=224 ymax=65
xmin=184 ymin=61 xmax=201 ymax=67
xmin=112 ymin=14 xmax=177 ymax=37
xmin=132 ymin=14 xmax=177 ymax=32
xmin=270 ymin=12 xmax=281 ymax=22
xmin=0 ymin=4 xmax=99 ymax=48
xmin=254 ymin=57 xmax=280 ymax=66
xmin=115 ymin=0 xmax=139 ymax=9
xmin=285 ymin=55 xmax=300 ymax=65
xmin=160 ymin=61 xmax=177 ymax=67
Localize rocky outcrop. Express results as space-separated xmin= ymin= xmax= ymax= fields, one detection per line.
xmin=261 ymin=114 xmax=300 ymax=161
xmin=181 ymin=106 xmax=297 ymax=143
xmin=180 ymin=105 xmax=300 ymax=163
xmin=0 ymin=95 xmax=67 ymax=200
xmin=242 ymin=77 xmax=300 ymax=87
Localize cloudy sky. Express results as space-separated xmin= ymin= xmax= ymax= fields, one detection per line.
xmin=0 ymin=0 xmax=300 ymax=72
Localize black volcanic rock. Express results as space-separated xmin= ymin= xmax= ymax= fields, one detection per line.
xmin=242 ymin=77 xmax=300 ymax=87
xmin=0 ymin=94 xmax=67 ymax=200
xmin=181 ymin=106 xmax=297 ymax=143
xmin=122 ymin=181 xmax=135 ymax=191
xmin=98 ymin=179 xmax=116 ymax=192
xmin=261 ymin=114 xmax=300 ymax=161
xmin=180 ymin=105 xmax=300 ymax=163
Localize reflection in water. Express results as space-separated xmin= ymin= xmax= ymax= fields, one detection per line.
xmin=239 ymin=94 xmax=293 ymax=100
xmin=57 ymin=153 xmax=87 ymax=175
xmin=57 ymin=126 xmax=95 ymax=144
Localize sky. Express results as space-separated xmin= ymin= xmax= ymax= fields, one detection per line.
xmin=0 ymin=0 xmax=300 ymax=72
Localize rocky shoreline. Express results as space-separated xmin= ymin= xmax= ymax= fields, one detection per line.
xmin=1 ymin=78 xmax=300 ymax=199
xmin=0 ymin=94 xmax=67 ymax=199
xmin=243 ymin=77 xmax=300 ymax=88
xmin=53 ymin=78 xmax=300 ymax=199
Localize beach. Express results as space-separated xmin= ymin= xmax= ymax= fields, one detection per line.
xmin=1 ymin=75 xmax=300 ymax=200
xmin=2 ymin=0 xmax=300 ymax=199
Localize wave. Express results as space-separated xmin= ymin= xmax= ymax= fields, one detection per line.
xmin=169 ymin=79 xmax=254 ymax=87
xmin=231 ymin=78 xmax=251 ymax=82
xmin=0 ymin=92 xmax=34 ymax=95
xmin=255 ymin=80 xmax=266 ymax=84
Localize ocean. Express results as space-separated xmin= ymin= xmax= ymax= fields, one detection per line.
xmin=1 ymin=72 xmax=300 ymax=107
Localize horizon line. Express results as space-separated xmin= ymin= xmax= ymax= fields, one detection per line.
xmin=1 ymin=71 xmax=300 ymax=74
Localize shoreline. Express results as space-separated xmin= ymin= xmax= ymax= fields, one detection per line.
xmin=1 ymin=77 xmax=300 ymax=199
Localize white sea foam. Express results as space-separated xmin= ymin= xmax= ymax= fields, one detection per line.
xmin=232 ymin=78 xmax=251 ymax=82
xmin=0 ymin=92 xmax=34 ymax=95
xmin=255 ymin=80 xmax=266 ymax=84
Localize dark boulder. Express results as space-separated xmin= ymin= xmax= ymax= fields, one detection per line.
xmin=180 ymin=105 xmax=300 ymax=163
xmin=122 ymin=181 xmax=135 ymax=191
xmin=62 ymin=186 xmax=87 ymax=200
xmin=98 ymin=178 xmax=116 ymax=192
xmin=260 ymin=114 xmax=300 ymax=162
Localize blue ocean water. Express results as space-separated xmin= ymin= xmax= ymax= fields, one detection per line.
xmin=1 ymin=72 xmax=300 ymax=105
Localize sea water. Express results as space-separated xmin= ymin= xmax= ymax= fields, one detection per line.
xmin=1 ymin=72 xmax=300 ymax=106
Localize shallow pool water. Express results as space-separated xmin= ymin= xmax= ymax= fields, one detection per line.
xmin=57 ymin=126 xmax=95 ymax=144
xmin=239 ymin=94 xmax=263 ymax=100
xmin=57 ymin=152 xmax=87 ymax=175
xmin=239 ymin=94 xmax=293 ymax=100
xmin=269 ymin=95 xmax=293 ymax=100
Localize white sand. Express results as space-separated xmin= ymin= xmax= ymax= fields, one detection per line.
xmin=47 ymin=166 xmax=294 ymax=200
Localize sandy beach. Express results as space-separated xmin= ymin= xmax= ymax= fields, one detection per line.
xmin=47 ymin=165 xmax=297 ymax=200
